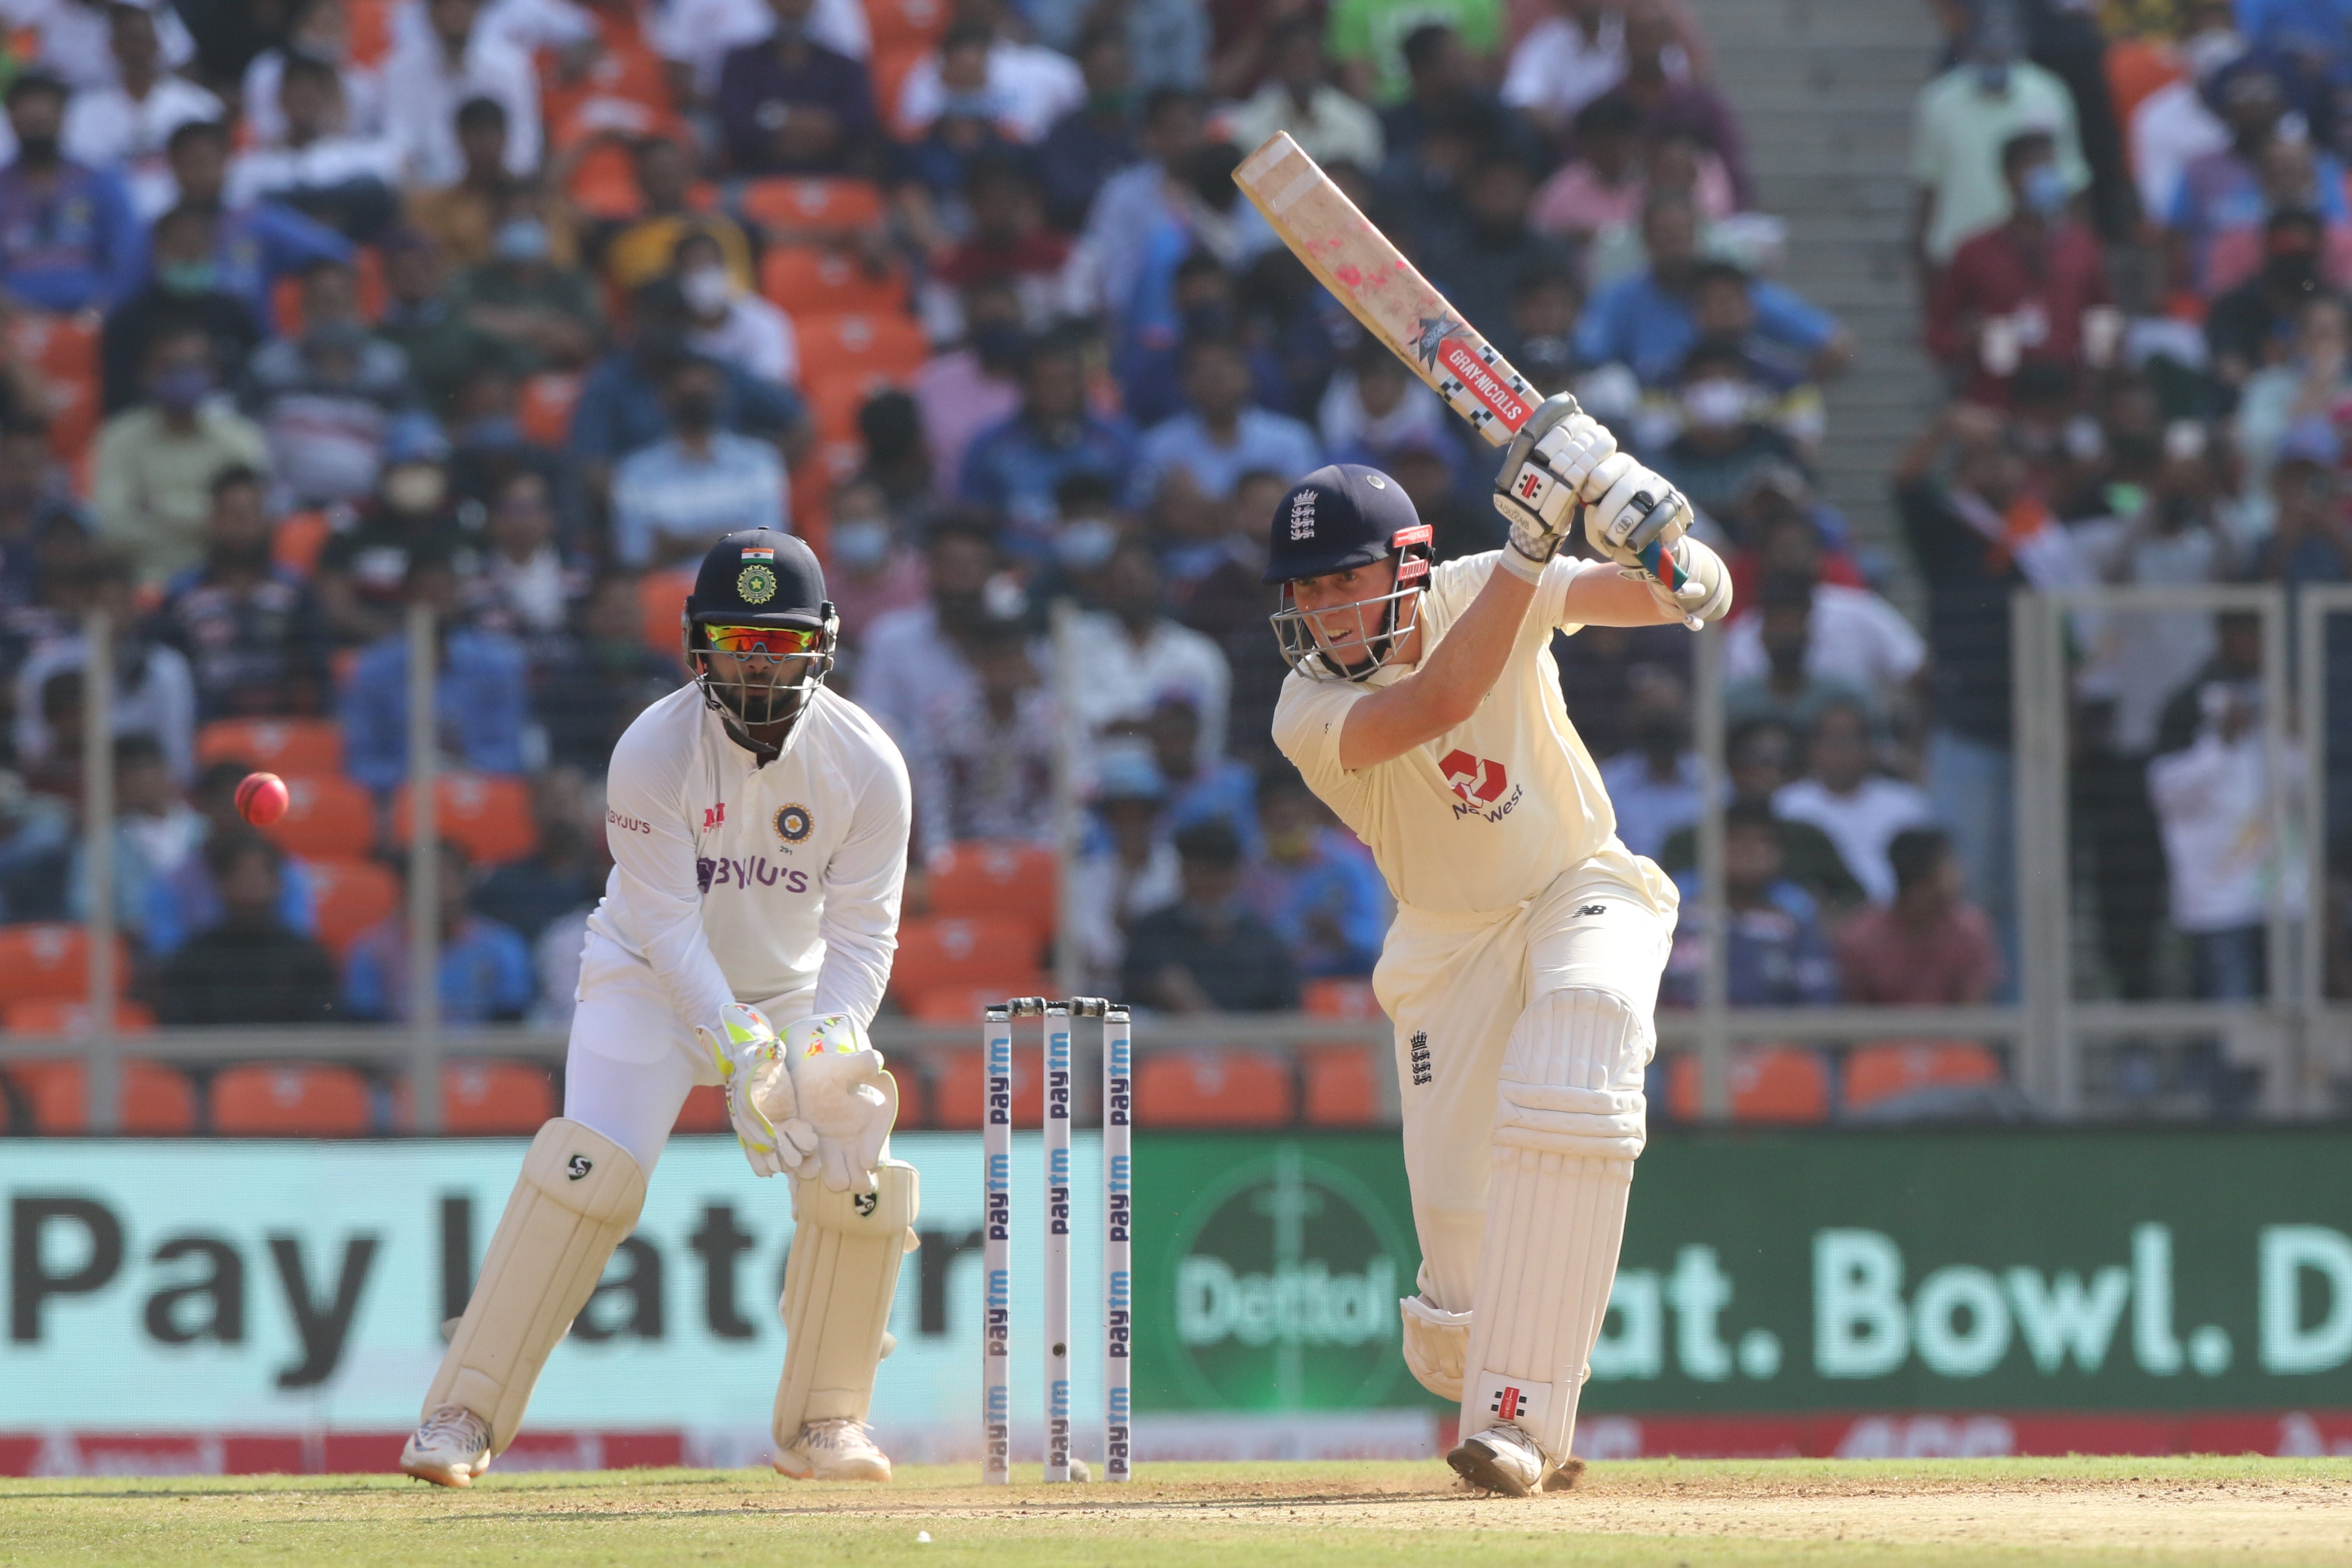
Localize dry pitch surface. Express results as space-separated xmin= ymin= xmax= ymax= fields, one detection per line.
xmin=5 ymin=1457 xmax=2350 ymax=1568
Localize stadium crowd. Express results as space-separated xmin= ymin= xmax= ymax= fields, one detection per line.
xmin=0 ymin=0 xmax=2341 ymax=1126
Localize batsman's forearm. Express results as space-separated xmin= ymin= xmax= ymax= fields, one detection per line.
xmin=1337 ymin=565 xmax=1539 ymax=771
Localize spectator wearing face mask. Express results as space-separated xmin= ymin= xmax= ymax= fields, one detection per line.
xmin=1927 ymin=129 xmax=2114 ymax=406
xmin=676 ymin=228 xmax=798 ymax=387
xmin=0 ymin=70 xmax=146 ymax=314
xmin=241 ymin=255 xmax=416 ymax=508
xmin=447 ymin=185 xmax=604 ymax=374
xmin=609 ymin=354 xmax=787 ymax=568
xmin=99 ymin=204 xmax=264 ymax=415
xmin=853 ymin=508 xmax=1008 ymax=749
xmin=92 ymin=326 xmax=271 ymax=584
xmin=314 ymin=413 xmax=472 ymax=645
xmin=601 ymin=136 xmax=755 ymax=295
xmin=342 ymin=552 xmax=530 ymax=790
xmin=405 ymin=95 xmax=577 ymax=270
xmin=823 ymin=476 xmax=926 ymax=643
xmin=960 ymin=327 xmax=1138 ymax=557
xmin=1909 ymin=1 xmax=2087 ymax=281
xmin=59 ymin=2 xmax=221 ymax=220
xmin=151 ymin=466 xmax=331 ymax=721
xmin=1652 ymin=337 xmax=1812 ymax=522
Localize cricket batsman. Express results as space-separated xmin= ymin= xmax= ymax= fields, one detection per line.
xmin=401 ymin=529 xmax=917 ymax=1487
xmin=1266 ymin=404 xmax=1730 ymax=1494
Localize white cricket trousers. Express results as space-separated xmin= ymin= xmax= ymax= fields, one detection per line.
xmin=560 ymin=930 xmax=816 ymax=1174
xmin=1371 ymin=842 xmax=1678 ymax=1314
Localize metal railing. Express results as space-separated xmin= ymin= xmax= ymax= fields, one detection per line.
xmin=27 ymin=586 xmax=2352 ymax=1131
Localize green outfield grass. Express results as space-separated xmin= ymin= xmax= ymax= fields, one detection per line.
xmin=4 ymin=1456 xmax=2349 ymax=1568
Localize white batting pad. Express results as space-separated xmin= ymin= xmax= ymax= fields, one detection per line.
xmin=1458 ymin=988 xmax=1647 ymax=1462
xmin=773 ymin=1158 xmax=919 ymax=1443
xmin=426 ymin=1118 xmax=647 ymax=1453
xmin=1399 ymin=1293 xmax=1471 ymax=1400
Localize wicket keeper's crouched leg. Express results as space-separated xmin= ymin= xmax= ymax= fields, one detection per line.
xmin=401 ymin=959 xmax=917 ymax=1487
xmin=1381 ymin=849 xmax=1677 ymax=1495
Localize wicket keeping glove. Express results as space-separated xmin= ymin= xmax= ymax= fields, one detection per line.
xmin=1491 ymin=392 xmax=1617 ymax=579
xmin=697 ymin=1003 xmax=819 ymax=1179
xmin=782 ymin=1013 xmax=899 ymax=1195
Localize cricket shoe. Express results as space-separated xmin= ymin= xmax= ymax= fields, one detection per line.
xmin=401 ymin=1405 xmax=492 ymax=1488
xmin=774 ymin=1418 xmax=894 ymax=1482
xmin=1447 ymin=1424 xmax=1551 ymax=1497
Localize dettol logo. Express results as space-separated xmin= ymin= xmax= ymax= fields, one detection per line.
xmin=1169 ymin=1143 xmax=1411 ymax=1409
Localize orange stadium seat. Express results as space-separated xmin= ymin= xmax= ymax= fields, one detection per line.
xmin=1842 ymin=1041 xmax=2003 ymax=1113
xmin=520 ymin=371 xmax=583 ymax=446
xmin=196 ymin=717 xmax=344 ymax=776
xmin=890 ymin=916 xmax=1043 ymax=998
xmin=346 ymin=0 xmax=395 ymax=66
xmin=1302 ymin=977 xmax=1380 ymax=1020
xmin=4 ymin=999 xmax=154 ymax=1034
xmin=273 ymin=510 xmax=333 ymax=576
xmin=907 ymin=979 xmax=1050 ymax=1022
xmin=9 ymin=1060 xmax=196 ymax=1133
xmin=0 ymin=925 xmax=130 ymax=1004
xmin=420 ymin=1060 xmax=557 ymax=1134
xmin=1136 ymin=1049 xmax=1295 ymax=1128
xmin=1303 ymin=1047 xmax=1382 ymax=1127
xmin=795 ymin=312 xmax=928 ymax=382
xmin=301 ymin=857 xmax=400 ymax=957
xmin=259 ymin=775 xmax=376 ymax=859
xmin=738 ymin=177 xmax=885 ymax=233
xmin=931 ymin=1044 xmax=1039 ymax=1129
xmin=1667 ymin=1046 xmax=1831 ymax=1124
xmin=875 ymin=46 xmax=931 ymax=137
xmin=760 ymin=245 xmax=910 ymax=318
xmin=804 ymin=375 xmax=896 ymax=447
xmin=925 ymin=841 xmax=1057 ymax=936
xmin=392 ymin=774 xmax=539 ymax=866
xmin=639 ymin=568 xmax=694 ymax=655
xmin=10 ymin=312 xmax=99 ymax=467
xmin=210 ymin=1064 xmax=374 ymax=1136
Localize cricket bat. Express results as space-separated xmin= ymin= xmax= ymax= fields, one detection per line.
xmin=1232 ymin=132 xmax=1668 ymax=578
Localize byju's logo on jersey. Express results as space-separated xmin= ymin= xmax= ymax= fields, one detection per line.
xmin=1289 ymin=490 xmax=1315 ymax=541
xmin=1438 ymin=749 xmax=1524 ymax=823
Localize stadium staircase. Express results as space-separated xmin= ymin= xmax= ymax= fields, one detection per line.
xmin=1683 ymin=0 xmax=1945 ymax=569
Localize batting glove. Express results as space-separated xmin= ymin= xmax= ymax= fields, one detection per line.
xmin=783 ymin=1013 xmax=899 ymax=1194
xmin=1491 ymin=392 xmax=1617 ymax=579
xmin=1580 ymin=454 xmax=1695 ymax=571
xmin=1627 ymin=534 xmax=1733 ymax=628
xmin=697 ymin=1003 xmax=818 ymax=1179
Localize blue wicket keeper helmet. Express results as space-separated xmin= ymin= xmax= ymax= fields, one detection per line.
xmin=682 ymin=529 xmax=838 ymax=750
xmin=1262 ymin=463 xmax=1432 ymax=682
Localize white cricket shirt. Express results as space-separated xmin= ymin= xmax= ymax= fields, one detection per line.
xmin=1272 ymin=551 xmax=1619 ymax=915
xmin=585 ymin=681 xmax=912 ymax=1031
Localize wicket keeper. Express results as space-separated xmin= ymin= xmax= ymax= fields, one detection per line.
xmin=402 ymin=529 xmax=917 ymax=1487
xmin=1264 ymin=404 xmax=1730 ymax=1493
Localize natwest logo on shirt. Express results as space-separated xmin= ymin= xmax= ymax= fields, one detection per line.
xmin=1439 ymin=750 xmax=1509 ymax=805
